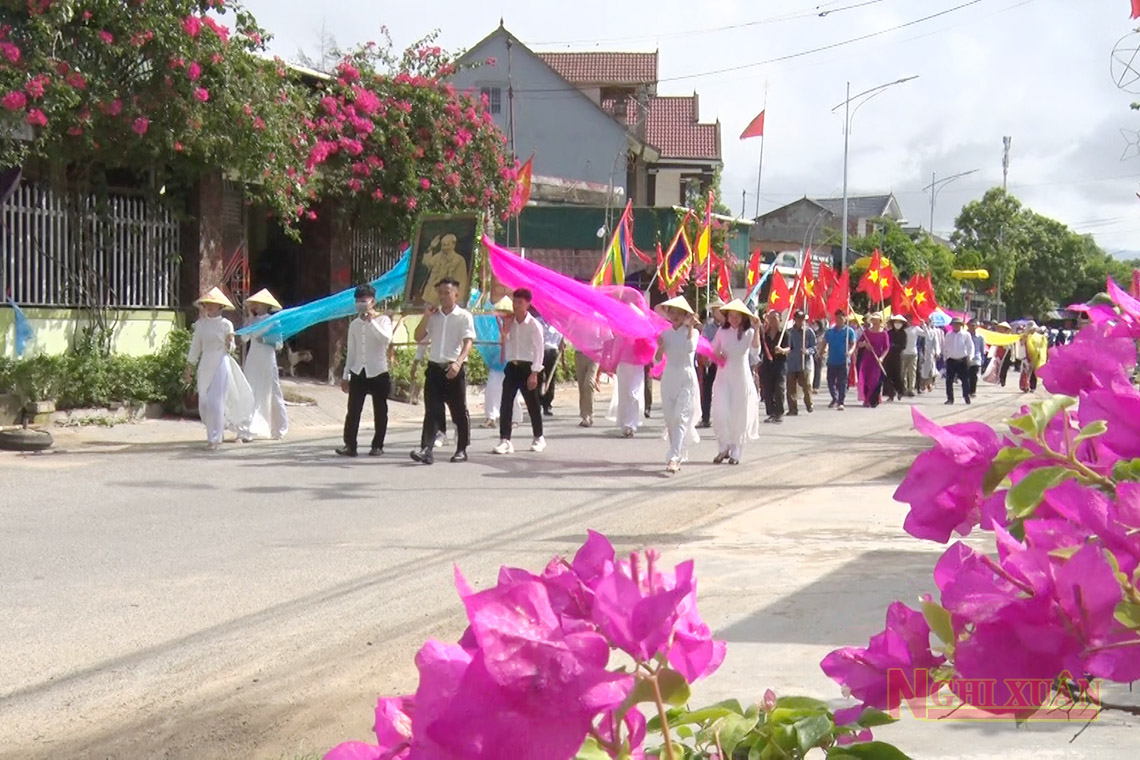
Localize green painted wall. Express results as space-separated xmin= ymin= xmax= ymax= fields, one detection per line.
xmin=0 ymin=308 xmax=183 ymax=359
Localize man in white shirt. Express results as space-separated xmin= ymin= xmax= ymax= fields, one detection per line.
xmin=942 ymin=316 xmax=975 ymax=405
xmin=411 ymin=277 xmax=476 ymax=464
xmin=337 ymin=283 xmax=394 ymax=457
xmin=493 ymin=288 xmax=547 ymax=455
xmin=902 ymin=321 xmax=921 ymax=398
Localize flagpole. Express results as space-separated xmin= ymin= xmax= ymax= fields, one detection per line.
xmin=754 ymin=82 xmax=768 ymax=219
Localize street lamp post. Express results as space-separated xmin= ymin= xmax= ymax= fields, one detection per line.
xmin=923 ymin=168 xmax=979 ymax=237
xmin=832 ymin=76 xmax=919 ymax=271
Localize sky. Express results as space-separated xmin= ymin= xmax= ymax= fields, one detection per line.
xmin=239 ymin=0 xmax=1140 ymax=256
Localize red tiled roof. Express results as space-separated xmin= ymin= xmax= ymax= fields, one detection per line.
xmin=537 ymin=51 xmax=658 ymax=85
xmin=602 ymin=95 xmax=720 ymax=161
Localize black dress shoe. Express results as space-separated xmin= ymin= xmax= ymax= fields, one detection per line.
xmin=336 ymin=446 xmax=357 ymax=457
xmin=543 ymin=408 xmax=553 ymax=417
xmin=369 ymin=447 xmax=384 ymax=457
xmin=410 ymin=448 xmax=433 ymax=464
xmin=450 ymin=450 xmax=468 ymax=463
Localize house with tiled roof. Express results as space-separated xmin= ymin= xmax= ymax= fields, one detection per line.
xmin=451 ymin=24 xmax=721 ymax=210
xmin=750 ymin=194 xmax=907 ymax=269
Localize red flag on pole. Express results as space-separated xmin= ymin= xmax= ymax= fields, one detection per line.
xmin=826 ymin=268 xmax=851 ymax=320
xmin=516 ymin=155 xmax=534 ymax=210
xmin=740 ymin=110 xmax=766 ymax=140
xmin=793 ymin=255 xmax=814 ymax=313
xmin=1132 ymin=0 xmax=1140 ymax=19
xmin=746 ymin=248 xmax=763 ymax=288
xmin=767 ymin=269 xmax=791 ymax=312
xmin=856 ymin=248 xmax=893 ymax=302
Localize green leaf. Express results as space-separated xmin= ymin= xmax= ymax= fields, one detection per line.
xmin=1073 ymin=420 xmax=1108 ymax=446
xmin=1115 ymin=600 xmax=1140 ymax=630
xmin=1049 ymin=545 xmax=1082 ymax=560
xmin=1030 ymin=395 xmax=1076 ymax=434
xmin=575 ymin=736 xmax=611 ymax=760
xmin=645 ymin=706 xmax=684 ymax=732
xmin=983 ymin=447 xmax=1035 ymax=495
xmin=1113 ymin=458 xmax=1140 ymax=482
xmin=855 ymin=707 xmax=899 ymax=729
xmin=716 ymin=713 xmax=760 ymax=756
xmin=921 ymin=600 xmax=955 ymax=651
xmin=1007 ymin=413 xmax=1039 ymax=437
xmin=749 ymin=742 xmax=764 ymax=760
xmin=794 ymin=713 xmax=834 ymax=753
xmin=1006 ymin=466 xmax=1074 ymax=519
xmin=657 ymin=667 xmax=692 ymax=707
xmin=773 ymin=695 xmax=830 ymax=712
xmin=673 ymin=699 xmax=745 ymax=725
xmin=826 ymin=741 xmax=915 ymax=759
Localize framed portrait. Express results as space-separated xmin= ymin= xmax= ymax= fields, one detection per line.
xmin=405 ymin=213 xmax=479 ymax=310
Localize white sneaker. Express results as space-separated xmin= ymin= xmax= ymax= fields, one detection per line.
xmin=434 ymin=433 xmax=447 ymax=449
xmin=492 ymin=440 xmax=514 ymax=455
xmin=530 ymin=436 xmax=546 ymax=453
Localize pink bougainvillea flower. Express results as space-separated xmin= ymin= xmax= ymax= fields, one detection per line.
xmin=25 ymin=75 xmax=48 ymax=99
xmin=894 ymin=408 xmax=1001 ymax=543
xmin=594 ymin=706 xmax=647 ymax=760
xmin=131 ymin=117 xmax=149 ymax=135
xmin=65 ymin=71 xmax=86 ymax=90
xmin=821 ymin=602 xmax=945 ymax=711
xmin=338 ymin=62 xmax=361 ymax=81
xmin=667 ymin=590 xmax=726 ymax=682
xmin=98 ymin=30 xmax=113 ymax=44
xmin=182 ymin=15 xmax=202 ymax=37
xmin=419 ymin=177 xmax=431 ymax=190
xmin=67 ymin=125 xmax=82 ymax=136
xmin=1038 ymin=325 xmax=1136 ymax=397
xmin=25 ymin=109 xmax=47 ymax=127
xmin=187 ymin=61 xmax=202 ymax=81
xmin=0 ymin=41 xmax=20 ymax=62
xmin=1078 ymin=385 xmax=1140 ymax=462
xmin=202 ymin=17 xmax=230 ymax=41
xmin=592 ymin=552 xmax=694 ymax=663
xmin=1 ymin=91 xmax=26 ymax=110
xmin=353 ymin=88 xmax=381 ymax=115
xmin=194 ymin=87 xmax=210 ymax=102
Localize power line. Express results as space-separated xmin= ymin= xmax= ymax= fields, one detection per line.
xmin=510 ymin=0 xmax=985 ymax=93
xmin=529 ymin=0 xmax=885 ymax=46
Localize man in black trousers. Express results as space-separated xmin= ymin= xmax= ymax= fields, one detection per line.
xmin=410 ymin=278 xmax=476 ymax=464
xmin=492 ymin=288 xmax=547 ymax=455
xmin=336 ymin=283 xmax=394 ymax=457
xmin=697 ymin=301 xmax=724 ymax=428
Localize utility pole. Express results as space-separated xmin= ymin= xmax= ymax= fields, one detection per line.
xmin=741 ymin=188 xmax=746 ymax=218
xmin=997 ymin=136 xmax=1011 ymax=320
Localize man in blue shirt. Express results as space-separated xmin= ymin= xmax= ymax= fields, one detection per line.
xmin=823 ymin=310 xmax=858 ymax=410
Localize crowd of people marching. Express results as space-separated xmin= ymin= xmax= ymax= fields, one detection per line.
xmin=183 ymin=279 xmax=1060 ymax=473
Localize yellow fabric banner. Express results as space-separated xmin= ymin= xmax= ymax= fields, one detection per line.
xmin=977 ymin=328 xmax=1022 ymax=347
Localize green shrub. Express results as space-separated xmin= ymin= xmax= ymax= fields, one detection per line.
xmin=0 ymin=327 xmax=192 ymax=412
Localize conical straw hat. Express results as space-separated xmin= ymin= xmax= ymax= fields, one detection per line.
xmin=719 ymin=298 xmax=755 ymax=318
xmin=655 ymin=296 xmax=694 ymax=316
xmin=197 ymin=287 xmax=234 ymax=309
xmin=492 ymin=296 xmax=514 ymax=313
xmin=246 ymin=288 xmax=282 ymax=310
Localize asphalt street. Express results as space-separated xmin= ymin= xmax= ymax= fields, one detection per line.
xmin=1 ymin=383 xmax=1135 ymax=759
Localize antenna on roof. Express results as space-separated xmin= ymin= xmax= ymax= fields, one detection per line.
xmin=498 ymin=17 xmax=504 ymax=28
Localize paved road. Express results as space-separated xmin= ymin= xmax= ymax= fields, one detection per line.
xmin=0 ymin=384 xmax=1133 ymax=759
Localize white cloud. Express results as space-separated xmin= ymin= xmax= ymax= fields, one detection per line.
xmin=240 ymin=0 xmax=1140 ymax=250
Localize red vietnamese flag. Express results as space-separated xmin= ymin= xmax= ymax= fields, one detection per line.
xmin=857 ymin=248 xmax=893 ymax=303
xmin=891 ymin=272 xmax=917 ymax=318
xmin=816 ymin=261 xmax=836 ymax=297
xmin=1133 ymin=0 xmax=1140 ymax=19
xmin=911 ymin=274 xmax=935 ymax=320
xmin=746 ymin=248 xmax=763 ymax=288
xmin=794 ymin=255 xmax=815 ymax=312
xmin=767 ymin=269 xmax=792 ymax=312
xmin=740 ymin=109 xmax=766 ymax=140
xmin=920 ymin=273 xmax=940 ymax=319
xmin=826 ymin=268 xmax=851 ymax=321
xmin=715 ymin=253 xmax=734 ymax=303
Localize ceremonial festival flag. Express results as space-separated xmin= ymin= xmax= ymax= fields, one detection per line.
xmin=856 ymin=248 xmax=893 ymax=303
xmin=740 ymin=109 xmax=766 ymax=140
xmin=661 ymin=219 xmax=694 ymax=296
xmin=592 ymin=201 xmax=632 ymax=287
xmin=516 ymin=155 xmax=534 ymax=210
xmin=767 ymin=269 xmax=792 ymax=312
xmin=1133 ymin=0 xmax=1140 ymax=20
xmin=816 ymin=260 xmax=836 ymax=298
xmin=891 ymin=273 xmax=917 ymax=319
xmin=915 ymin=273 xmax=939 ymax=320
xmin=695 ymin=190 xmax=713 ymax=265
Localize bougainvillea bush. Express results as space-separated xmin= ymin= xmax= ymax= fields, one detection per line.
xmin=823 ymin=277 xmax=1140 ymax=723
xmin=327 ymin=531 xmax=909 ymax=760
xmin=0 ymin=0 xmax=314 ymax=222
xmin=302 ymin=34 xmax=520 ymax=242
